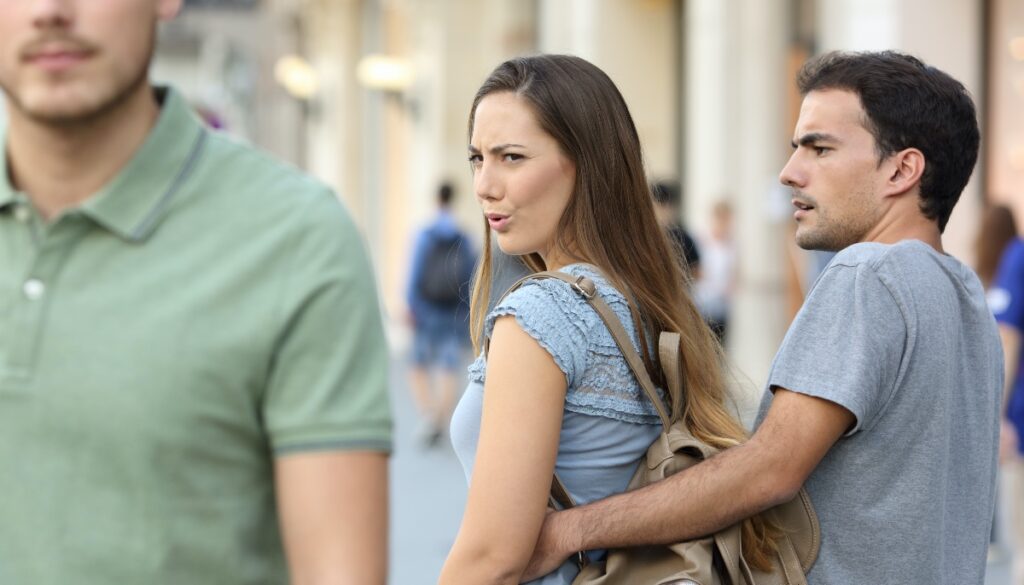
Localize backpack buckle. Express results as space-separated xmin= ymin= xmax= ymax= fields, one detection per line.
xmin=571 ymin=275 xmax=596 ymax=299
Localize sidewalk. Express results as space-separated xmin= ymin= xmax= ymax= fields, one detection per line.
xmin=388 ymin=348 xmax=468 ymax=585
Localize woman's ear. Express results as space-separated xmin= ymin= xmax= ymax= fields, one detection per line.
xmin=884 ymin=148 xmax=926 ymax=197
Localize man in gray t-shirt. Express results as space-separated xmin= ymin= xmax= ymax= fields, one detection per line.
xmin=522 ymin=51 xmax=1001 ymax=584
xmin=760 ymin=240 xmax=1001 ymax=582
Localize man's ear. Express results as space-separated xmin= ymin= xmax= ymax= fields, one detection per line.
xmin=883 ymin=148 xmax=925 ymax=197
xmin=157 ymin=0 xmax=184 ymax=22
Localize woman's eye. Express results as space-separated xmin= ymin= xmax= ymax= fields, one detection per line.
xmin=468 ymin=154 xmax=482 ymax=165
xmin=503 ymin=153 xmax=524 ymax=162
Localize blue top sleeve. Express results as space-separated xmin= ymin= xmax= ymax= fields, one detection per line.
xmin=477 ymin=277 xmax=591 ymax=386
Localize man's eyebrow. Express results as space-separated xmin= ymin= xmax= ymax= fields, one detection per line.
xmin=790 ymin=132 xmax=840 ymax=149
xmin=467 ymin=143 xmax=526 ymax=154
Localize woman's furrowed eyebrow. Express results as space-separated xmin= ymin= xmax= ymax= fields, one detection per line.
xmin=467 ymin=143 xmax=527 ymax=154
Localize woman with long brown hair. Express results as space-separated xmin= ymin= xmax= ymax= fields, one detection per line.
xmin=439 ymin=54 xmax=775 ymax=584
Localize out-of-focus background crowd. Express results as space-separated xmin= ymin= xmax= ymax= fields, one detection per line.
xmin=5 ymin=0 xmax=1021 ymax=582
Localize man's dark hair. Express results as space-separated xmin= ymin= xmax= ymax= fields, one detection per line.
xmin=797 ymin=51 xmax=979 ymax=232
xmin=651 ymin=180 xmax=681 ymax=207
xmin=438 ymin=182 xmax=454 ymax=207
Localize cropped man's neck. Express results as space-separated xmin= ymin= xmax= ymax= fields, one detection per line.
xmin=4 ymin=84 xmax=161 ymax=221
xmin=861 ymin=212 xmax=944 ymax=254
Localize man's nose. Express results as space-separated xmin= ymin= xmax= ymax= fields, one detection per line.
xmin=779 ymin=152 xmax=804 ymax=188
xmin=31 ymin=0 xmax=74 ymax=29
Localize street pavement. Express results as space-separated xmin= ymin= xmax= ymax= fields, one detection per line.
xmin=385 ymin=346 xmax=1013 ymax=584
xmin=389 ymin=348 xmax=468 ymax=585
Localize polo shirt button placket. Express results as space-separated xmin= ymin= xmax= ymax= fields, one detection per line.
xmin=13 ymin=205 xmax=30 ymax=223
xmin=22 ymin=279 xmax=45 ymax=301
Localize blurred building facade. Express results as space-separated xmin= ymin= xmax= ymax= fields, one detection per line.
xmin=153 ymin=0 xmax=1023 ymax=389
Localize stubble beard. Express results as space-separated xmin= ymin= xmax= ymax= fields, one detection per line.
xmin=795 ymin=197 xmax=879 ymax=252
xmin=0 ymin=25 xmax=156 ymax=130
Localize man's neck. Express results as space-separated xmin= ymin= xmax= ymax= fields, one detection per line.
xmin=4 ymin=84 xmax=161 ymax=221
xmin=862 ymin=211 xmax=945 ymax=254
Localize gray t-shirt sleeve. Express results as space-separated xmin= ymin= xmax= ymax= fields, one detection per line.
xmin=767 ymin=261 xmax=907 ymax=434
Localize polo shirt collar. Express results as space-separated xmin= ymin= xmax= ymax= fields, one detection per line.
xmin=80 ymin=86 xmax=208 ymax=241
xmin=0 ymin=141 xmax=15 ymax=211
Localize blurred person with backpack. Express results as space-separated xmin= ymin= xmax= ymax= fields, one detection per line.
xmin=407 ymin=182 xmax=477 ymax=446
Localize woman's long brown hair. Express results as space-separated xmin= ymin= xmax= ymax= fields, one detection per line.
xmin=467 ymin=55 xmax=780 ymax=570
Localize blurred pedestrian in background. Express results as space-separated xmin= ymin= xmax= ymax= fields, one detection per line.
xmin=440 ymin=54 xmax=777 ymax=584
xmin=524 ymin=50 xmax=1001 ymax=585
xmin=695 ymin=200 xmax=737 ymax=344
xmin=652 ymin=180 xmax=701 ymax=281
xmin=984 ymin=204 xmax=1024 ymax=584
xmin=407 ymin=182 xmax=477 ymax=446
xmin=0 ymin=1 xmax=390 ymax=583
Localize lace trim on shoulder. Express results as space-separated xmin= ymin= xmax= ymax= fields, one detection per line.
xmin=467 ymin=264 xmax=664 ymax=423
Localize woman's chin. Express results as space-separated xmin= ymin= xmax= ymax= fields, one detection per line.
xmin=494 ymin=238 xmax=528 ymax=257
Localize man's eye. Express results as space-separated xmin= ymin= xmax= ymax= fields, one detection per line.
xmin=468 ymin=154 xmax=482 ymax=164
xmin=814 ymin=146 xmax=830 ymax=156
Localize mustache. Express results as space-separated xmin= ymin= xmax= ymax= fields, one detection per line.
xmin=790 ymin=190 xmax=817 ymax=207
xmin=20 ymin=34 xmax=97 ymax=59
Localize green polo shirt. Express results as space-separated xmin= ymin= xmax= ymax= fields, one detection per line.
xmin=0 ymin=88 xmax=391 ymax=584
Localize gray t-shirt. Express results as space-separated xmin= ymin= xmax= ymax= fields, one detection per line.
xmin=757 ymin=240 xmax=1002 ymax=584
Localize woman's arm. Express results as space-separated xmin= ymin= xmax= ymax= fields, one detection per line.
xmin=439 ymin=315 xmax=568 ymax=585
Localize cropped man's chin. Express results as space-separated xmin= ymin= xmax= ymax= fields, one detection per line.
xmin=795 ymin=231 xmax=831 ymax=252
xmin=17 ymin=99 xmax=108 ymax=126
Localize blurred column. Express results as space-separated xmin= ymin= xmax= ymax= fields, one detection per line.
xmin=419 ymin=0 xmax=537 ymax=235
xmin=538 ymin=0 xmax=680 ymax=179
xmin=988 ymin=0 xmax=1024 ymax=217
xmin=300 ymin=0 xmax=363 ymax=222
xmin=340 ymin=0 xmax=538 ymax=320
xmin=683 ymin=0 xmax=792 ymax=406
xmin=816 ymin=0 xmax=984 ymax=263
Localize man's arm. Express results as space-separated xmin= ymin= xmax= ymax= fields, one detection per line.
xmin=523 ymin=388 xmax=854 ymax=580
xmin=276 ymin=451 xmax=389 ymax=585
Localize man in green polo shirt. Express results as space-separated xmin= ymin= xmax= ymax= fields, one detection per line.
xmin=0 ymin=1 xmax=392 ymax=583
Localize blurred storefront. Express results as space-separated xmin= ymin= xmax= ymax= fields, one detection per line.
xmin=154 ymin=0 xmax=1019 ymax=391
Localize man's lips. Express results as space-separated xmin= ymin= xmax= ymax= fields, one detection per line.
xmin=22 ymin=40 xmax=95 ymax=72
xmin=792 ymin=199 xmax=815 ymax=220
xmin=25 ymin=50 xmax=92 ymax=72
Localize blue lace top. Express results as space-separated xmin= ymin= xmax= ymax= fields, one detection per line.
xmin=451 ymin=264 xmax=665 ymax=584
xmin=467 ymin=263 xmax=664 ymax=424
